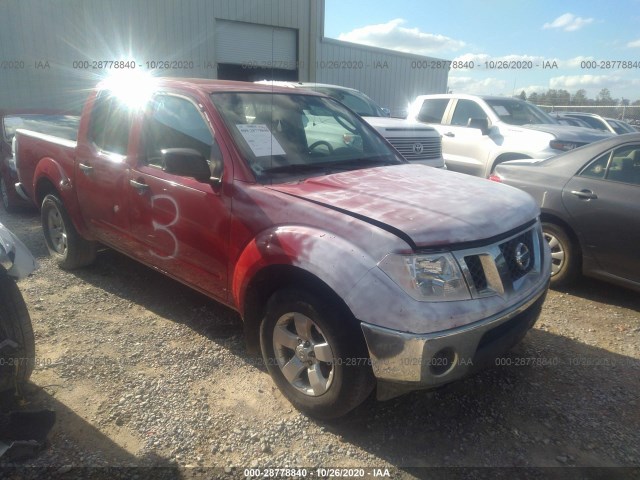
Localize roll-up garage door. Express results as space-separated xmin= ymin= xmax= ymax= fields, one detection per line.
xmin=216 ymin=20 xmax=297 ymax=68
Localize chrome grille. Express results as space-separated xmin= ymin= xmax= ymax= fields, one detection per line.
xmin=385 ymin=136 xmax=442 ymax=161
xmin=454 ymin=224 xmax=543 ymax=298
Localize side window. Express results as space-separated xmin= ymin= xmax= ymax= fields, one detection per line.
xmin=606 ymin=144 xmax=640 ymax=185
xmin=142 ymin=95 xmax=214 ymax=167
xmin=450 ymin=100 xmax=488 ymax=126
xmin=417 ymin=99 xmax=448 ymax=123
xmin=88 ymin=92 xmax=133 ymax=155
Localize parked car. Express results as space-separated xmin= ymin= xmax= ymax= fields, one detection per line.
xmin=490 ymin=133 xmax=640 ymax=291
xmin=406 ymin=94 xmax=612 ymax=177
xmin=15 ymin=77 xmax=550 ymax=418
xmin=552 ymin=112 xmax=637 ymax=135
xmin=1 ymin=111 xmax=78 ymax=211
xmin=548 ymin=112 xmax=592 ymax=129
xmin=0 ymin=222 xmax=38 ymax=393
xmin=257 ymin=81 xmax=445 ymax=168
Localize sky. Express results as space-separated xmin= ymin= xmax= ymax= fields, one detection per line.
xmin=324 ymin=0 xmax=640 ymax=103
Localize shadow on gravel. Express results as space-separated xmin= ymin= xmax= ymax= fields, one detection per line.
xmin=553 ymin=277 xmax=640 ymax=313
xmin=320 ymin=329 xmax=639 ymax=474
xmin=3 ymin=209 xmax=638 ymax=476
xmin=0 ymin=385 xmax=181 ymax=478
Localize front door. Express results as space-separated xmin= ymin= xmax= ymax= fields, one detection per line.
xmin=562 ymin=143 xmax=640 ymax=283
xmin=128 ymin=94 xmax=231 ymax=301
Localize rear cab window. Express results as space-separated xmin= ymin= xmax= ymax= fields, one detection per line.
xmin=417 ymin=99 xmax=449 ymax=123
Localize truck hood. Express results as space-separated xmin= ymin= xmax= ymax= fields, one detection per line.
xmin=521 ymin=124 xmax=613 ymax=142
xmin=268 ymin=164 xmax=538 ymax=247
xmin=363 ymin=116 xmax=439 ymax=135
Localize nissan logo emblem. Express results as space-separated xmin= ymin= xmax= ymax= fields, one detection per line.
xmin=514 ymin=243 xmax=531 ymax=271
xmin=412 ymin=143 xmax=424 ymax=154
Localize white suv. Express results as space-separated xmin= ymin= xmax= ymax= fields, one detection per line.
xmin=257 ymin=82 xmax=445 ymax=168
xmin=407 ymin=94 xmax=612 ymax=177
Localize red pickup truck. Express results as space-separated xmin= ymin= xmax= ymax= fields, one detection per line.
xmin=14 ymin=77 xmax=550 ymax=418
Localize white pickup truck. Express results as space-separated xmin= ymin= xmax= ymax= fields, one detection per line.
xmin=407 ymin=94 xmax=612 ymax=177
xmin=258 ymin=82 xmax=445 ymax=169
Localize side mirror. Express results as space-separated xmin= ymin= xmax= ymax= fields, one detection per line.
xmin=161 ymin=148 xmax=213 ymax=182
xmin=468 ymin=118 xmax=490 ymax=135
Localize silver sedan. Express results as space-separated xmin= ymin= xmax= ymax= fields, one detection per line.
xmin=490 ymin=133 xmax=640 ymax=291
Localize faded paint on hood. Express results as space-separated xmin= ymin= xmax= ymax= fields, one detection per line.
xmin=268 ymin=164 xmax=538 ymax=248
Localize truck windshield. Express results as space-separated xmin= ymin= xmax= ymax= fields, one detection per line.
xmin=485 ymin=99 xmax=558 ymax=126
xmin=211 ymin=92 xmax=403 ymax=183
xmin=2 ymin=114 xmax=79 ymax=141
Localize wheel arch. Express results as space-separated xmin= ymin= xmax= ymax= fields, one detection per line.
xmin=540 ymin=211 xmax=583 ymax=268
xmin=242 ymin=264 xmax=360 ymax=356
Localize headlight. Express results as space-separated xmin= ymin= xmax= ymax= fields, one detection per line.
xmin=549 ymin=140 xmax=578 ymax=151
xmin=379 ymin=252 xmax=471 ymax=302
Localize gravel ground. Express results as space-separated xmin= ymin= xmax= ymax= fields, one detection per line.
xmin=0 ymin=206 xmax=639 ymax=479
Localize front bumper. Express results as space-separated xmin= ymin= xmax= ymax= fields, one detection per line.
xmin=361 ymin=280 xmax=548 ymax=400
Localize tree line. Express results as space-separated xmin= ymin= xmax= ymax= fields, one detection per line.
xmin=517 ymin=88 xmax=640 ymax=121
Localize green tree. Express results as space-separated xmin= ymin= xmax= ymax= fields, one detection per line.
xmin=518 ymin=90 xmax=527 ymax=101
xmin=572 ymin=89 xmax=589 ymax=106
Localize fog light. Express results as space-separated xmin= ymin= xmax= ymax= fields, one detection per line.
xmin=429 ymin=347 xmax=457 ymax=376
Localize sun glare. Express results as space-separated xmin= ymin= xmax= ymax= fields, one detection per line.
xmin=102 ymin=70 xmax=157 ymax=109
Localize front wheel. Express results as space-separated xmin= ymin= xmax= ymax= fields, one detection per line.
xmin=41 ymin=194 xmax=96 ymax=269
xmin=0 ymin=273 xmax=35 ymax=393
xmin=542 ymin=222 xmax=579 ymax=288
xmin=260 ymin=288 xmax=375 ymax=419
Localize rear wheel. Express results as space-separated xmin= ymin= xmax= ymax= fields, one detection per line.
xmin=260 ymin=288 xmax=375 ymax=419
xmin=543 ymin=222 xmax=579 ymax=288
xmin=41 ymin=194 xmax=96 ymax=269
xmin=0 ymin=274 xmax=35 ymax=393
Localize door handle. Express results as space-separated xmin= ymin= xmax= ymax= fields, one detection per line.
xmin=129 ymin=179 xmax=149 ymax=195
xmin=444 ymin=132 xmax=455 ymax=137
xmin=570 ymin=189 xmax=597 ymax=200
xmin=78 ymin=163 xmax=93 ymax=175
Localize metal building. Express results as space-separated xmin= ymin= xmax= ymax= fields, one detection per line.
xmin=0 ymin=0 xmax=448 ymax=115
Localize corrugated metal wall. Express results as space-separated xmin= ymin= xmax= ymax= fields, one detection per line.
xmin=0 ymin=0 xmax=446 ymax=115
xmin=316 ymin=39 xmax=448 ymax=117
xmin=0 ymin=0 xmax=313 ymax=112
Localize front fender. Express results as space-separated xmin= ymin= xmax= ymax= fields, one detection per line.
xmin=232 ymin=225 xmax=379 ymax=317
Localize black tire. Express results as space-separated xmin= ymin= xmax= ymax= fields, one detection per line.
xmin=1 ymin=175 xmax=17 ymax=213
xmin=542 ymin=222 xmax=580 ymax=288
xmin=0 ymin=273 xmax=35 ymax=393
xmin=41 ymin=194 xmax=96 ymax=269
xmin=260 ymin=288 xmax=375 ymax=419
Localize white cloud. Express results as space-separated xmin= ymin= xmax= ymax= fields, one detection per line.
xmin=628 ymin=38 xmax=640 ymax=48
xmin=549 ymin=75 xmax=640 ymax=98
xmin=448 ymin=76 xmax=507 ymax=95
xmin=550 ymin=74 xmax=619 ymax=89
xmin=542 ymin=13 xmax=594 ymax=32
xmin=337 ymin=18 xmax=466 ymax=55
xmin=562 ymin=56 xmax=595 ymax=68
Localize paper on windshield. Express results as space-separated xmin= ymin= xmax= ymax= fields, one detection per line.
xmin=493 ymin=106 xmax=510 ymax=116
xmin=236 ymin=124 xmax=286 ymax=157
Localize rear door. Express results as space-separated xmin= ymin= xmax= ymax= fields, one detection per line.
xmin=439 ymin=99 xmax=493 ymax=176
xmin=562 ymin=143 xmax=640 ymax=283
xmin=127 ymin=93 xmax=231 ymax=301
xmin=75 ymin=91 xmax=134 ymax=244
